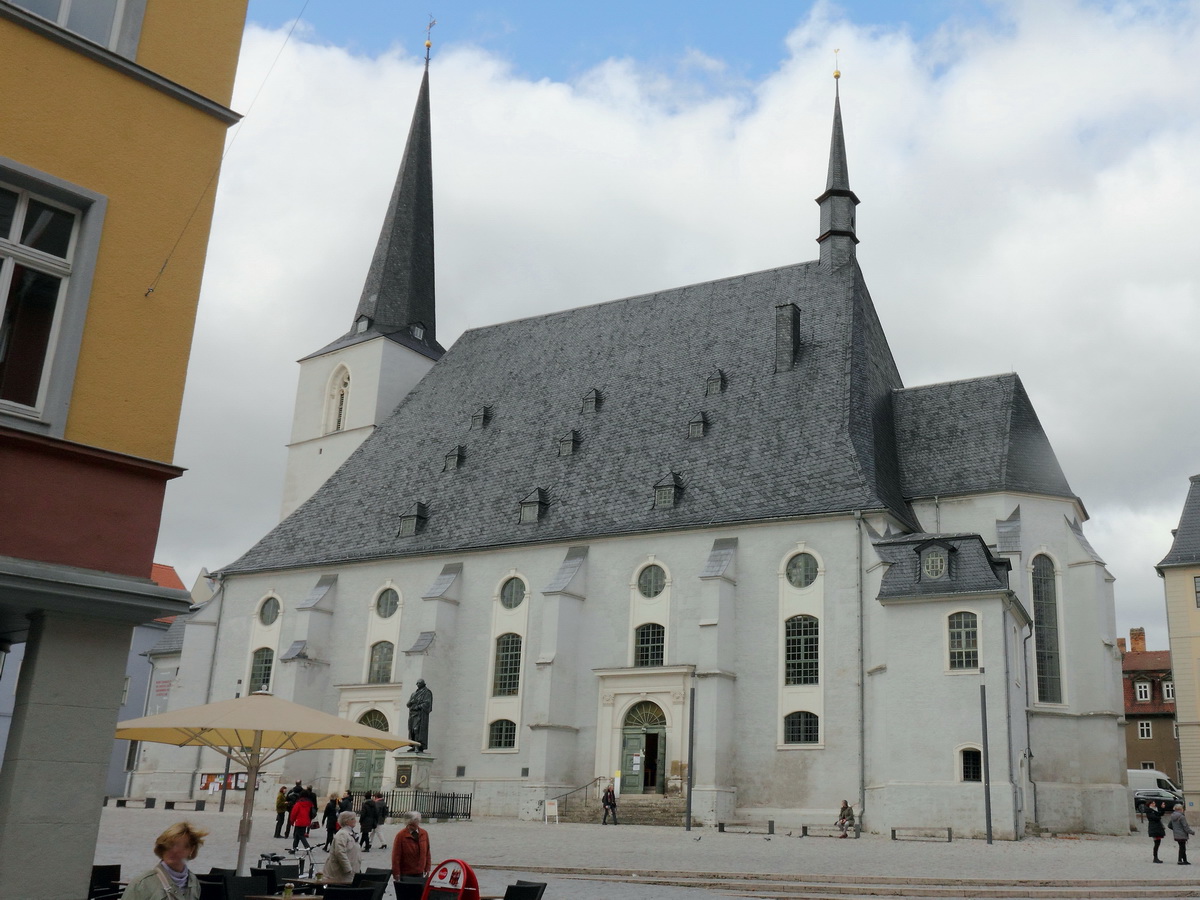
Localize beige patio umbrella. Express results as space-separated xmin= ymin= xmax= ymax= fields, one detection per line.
xmin=116 ymin=691 xmax=414 ymax=874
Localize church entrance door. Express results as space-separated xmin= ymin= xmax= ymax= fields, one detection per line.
xmin=350 ymin=709 xmax=389 ymax=792
xmin=620 ymin=701 xmax=666 ymax=795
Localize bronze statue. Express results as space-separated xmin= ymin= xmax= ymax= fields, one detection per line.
xmin=406 ymin=679 xmax=432 ymax=752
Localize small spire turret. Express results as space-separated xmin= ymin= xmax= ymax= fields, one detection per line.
xmin=815 ymin=54 xmax=859 ymax=268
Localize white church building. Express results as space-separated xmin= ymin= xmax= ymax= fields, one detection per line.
xmin=132 ymin=62 xmax=1128 ymax=839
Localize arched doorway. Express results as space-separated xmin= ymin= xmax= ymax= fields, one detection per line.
xmin=620 ymin=701 xmax=666 ymax=795
xmin=349 ymin=710 xmax=389 ymax=792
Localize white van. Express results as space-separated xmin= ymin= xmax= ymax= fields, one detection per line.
xmin=1128 ymin=768 xmax=1184 ymax=811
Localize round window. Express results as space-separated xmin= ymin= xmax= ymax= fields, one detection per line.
xmin=785 ymin=553 xmax=818 ymax=589
xmin=500 ymin=577 xmax=526 ymax=609
xmin=376 ymin=588 xmax=399 ymax=618
xmin=923 ymin=550 xmax=947 ymax=579
xmin=637 ymin=564 xmax=666 ymax=598
xmin=259 ymin=596 xmax=280 ymax=626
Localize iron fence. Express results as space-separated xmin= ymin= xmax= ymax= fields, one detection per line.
xmin=344 ymin=788 xmax=472 ymax=821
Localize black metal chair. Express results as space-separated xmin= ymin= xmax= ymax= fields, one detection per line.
xmin=503 ymin=885 xmax=546 ymax=900
xmin=207 ymin=867 xmax=237 ymax=877
xmin=89 ymin=864 xmax=122 ymax=899
xmin=352 ymin=872 xmax=390 ymax=900
xmin=250 ymin=867 xmax=279 ymax=894
xmin=198 ymin=880 xmax=228 ymax=900
xmin=225 ymin=874 xmax=269 ymax=900
xmin=363 ymin=867 xmax=392 ymax=876
xmin=515 ymin=880 xmax=548 ymax=900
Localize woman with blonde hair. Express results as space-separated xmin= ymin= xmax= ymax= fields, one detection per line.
xmin=120 ymin=821 xmax=208 ymax=899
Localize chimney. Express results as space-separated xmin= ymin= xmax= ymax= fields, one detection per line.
xmin=1130 ymin=628 xmax=1147 ymax=652
xmin=775 ymin=304 xmax=801 ymax=372
xmin=1117 ymin=637 xmax=1127 ymax=655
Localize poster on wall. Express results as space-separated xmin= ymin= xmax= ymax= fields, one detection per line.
xmin=200 ymin=772 xmax=247 ymax=791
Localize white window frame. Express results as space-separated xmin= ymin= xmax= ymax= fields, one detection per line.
xmin=1136 ymin=681 xmax=1151 ymax=702
xmin=1138 ymin=720 xmax=1153 ymax=740
xmin=1165 ymin=681 xmax=1175 ymax=701
xmin=0 ymin=160 xmax=105 ymax=437
xmin=6 ymin=0 xmax=145 ymax=56
xmin=945 ymin=609 xmax=980 ymax=674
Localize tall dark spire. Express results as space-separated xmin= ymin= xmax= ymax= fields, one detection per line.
xmin=815 ymin=75 xmax=860 ymax=268
xmin=356 ymin=62 xmax=436 ymax=343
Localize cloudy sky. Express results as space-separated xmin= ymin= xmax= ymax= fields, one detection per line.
xmin=156 ymin=0 xmax=1200 ymax=650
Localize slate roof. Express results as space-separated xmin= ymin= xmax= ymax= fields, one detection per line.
xmin=873 ymin=532 xmax=1012 ymax=600
xmin=147 ymin=611 xmax=191 ymax=656
xmin=893 ymin=374 xmax=1076 ymax=502
xmin=1158 ymin=475 xmax=1200 ymax=569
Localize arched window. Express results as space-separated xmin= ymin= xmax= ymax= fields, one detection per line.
xmin=948 ymin=612 xmax=978 ymax=670
xmin=493 ymin=633 xmax=522 ymax=696
xmin=359 ymin=710 xmax=389 ymax=731
xmin=783 ymin=711 xmax=819 ymax=744
xmin=324 ymin=366 xmax=350 ymax=434
xmin=368 ymin=641 xmax=394 ymax=684
xmin=961 ymin=747 xmax=982 ymax=782
xmin=634 ymin=623 xmax=665 ymax=667
xmin=784 ymin=615 xmax=819 ymax=685
xmin=249 ymin=647 xmax=274 ymax=692
xmin=488 ymin=719 xmax=516 ymax=749
xmin=1032 ymin=555 xmax=1062 ymax=703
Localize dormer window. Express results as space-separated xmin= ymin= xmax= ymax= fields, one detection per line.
xmin=355 ymin=316 xmax=370 ymax=334
xmin=581 ymin=389 xmax=603 ymax=413
xmin=410 ymin=323 xmax=425 ymax=340
xmin=471 ymin=406 xmax=493 ymax=429
xmin=558 ymin=430 xmax=580 ymax=456
xmin=916 ymin=541 xmax=955 ymax=581
xmin=706 ymin=369 xmax=726 ymax=396
xmin=688 ymin=413 xmax=707 ymax=439
xmin=443 ymin=446 xmax=464 ymax=471
xmin=654 ymin=473 xmax=683 ymax=509
xmin=1135 ymin=681 xmax=1151 ymax=702
xmin=397 ymin=502 xmax=429 ymax=537
xmin=519 ymin=488 xmax=548 ymax=524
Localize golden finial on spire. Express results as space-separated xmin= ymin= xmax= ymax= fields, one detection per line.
xmin=424 ymin=15 xmax=436 ymax=61
xmin=833 ymin=48 xmax=841 ymax=80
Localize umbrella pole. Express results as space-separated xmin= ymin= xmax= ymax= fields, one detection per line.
xmin=235 ymin=731 xmax=263 ymax=876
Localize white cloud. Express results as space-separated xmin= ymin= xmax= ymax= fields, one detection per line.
xmin=158 ymin=3 xmax=1200 ymax=650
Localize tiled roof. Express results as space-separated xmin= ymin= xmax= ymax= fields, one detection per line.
xmin=872 ymin=532 xmax=1012 ymax=600
xmin=223 ymin=259 xmax=916 ymax=574
xmin=893 ymin=374 xmax=1076 ymax=502
xmin=1158 ymin=475 xmax=1200 ymax=569
xmin=150 ymin=563 xmax=185 ymax=591
xmin=1123 ymin=650 xmax=1172 ymax=673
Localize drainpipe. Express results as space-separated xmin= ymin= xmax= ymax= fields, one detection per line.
xmin=1022 ymin=625 xmax=1036 ymax=825
xmin=855 ymin=511 xmax=866 ymax=822
xmin=195 ymin=572 xmax=226 ymax=794
xmin=1001 ymin=594 xmax=1018 ymax=838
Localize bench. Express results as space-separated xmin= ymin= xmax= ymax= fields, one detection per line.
xmin=717 ymin=820 xmax=775 ymax=834
xmin=890 ymin=826 xmax=952 ymax=842
xmin=164 ymin=799 xmax=207 ymax=811
xmin=802 ymin=823 xmax=860 ymax=838
xmin=113 ymin=798 xmax=156 ymax=808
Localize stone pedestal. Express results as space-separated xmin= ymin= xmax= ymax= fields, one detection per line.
xmin=393 ymin=750 xmax=435 ymax=791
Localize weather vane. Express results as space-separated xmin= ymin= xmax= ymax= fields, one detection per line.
xmin=833 ymin=48 xmax=841 ymax=80
xmin=425 ymin=15 xmax=437 ymax=62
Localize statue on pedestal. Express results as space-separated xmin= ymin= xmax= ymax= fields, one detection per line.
xmin=406 ymin=679 xmax=433 ymax=752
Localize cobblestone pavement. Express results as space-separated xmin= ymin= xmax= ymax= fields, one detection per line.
xmin=97 ymin=807 xmax=1188 ymax=899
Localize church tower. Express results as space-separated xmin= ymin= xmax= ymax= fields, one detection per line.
xmin=280 ymin=60 xmax=444 ymax=519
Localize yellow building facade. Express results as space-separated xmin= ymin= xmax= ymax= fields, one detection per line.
xmin=0 ymin=3 xmax=246 ymax=896
xmin=1160 ymin=475 xmax=1200 ymax=812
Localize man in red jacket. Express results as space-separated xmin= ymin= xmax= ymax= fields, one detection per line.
xmin=391 ymin=811 xmax=431 ymax=900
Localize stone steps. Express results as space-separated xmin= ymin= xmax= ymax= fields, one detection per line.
xmin=556 ymin=795 xmax=686 ymax=827
xmin=475 ymin=865 xmax=1200 ymax=899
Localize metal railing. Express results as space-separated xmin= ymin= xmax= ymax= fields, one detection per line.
xmin=344 ymin=788 xmax=472 ymax=821
xmin=550 ymin=776 xmax=605 ymax=806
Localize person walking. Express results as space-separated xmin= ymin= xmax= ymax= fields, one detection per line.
xmin=1170 ymin=803 xmax=1195 ymax=864
xmin=274 ymin=786 xmax=290 ymax=839
xmin=359 ymin=792 xmax=379 ymax=851
xmin=289 ymin=791 xmax=315 ymax=852
xmin=1146 ymin=800 xmax=1166 ymax=863
xmin=601 ymin=782 xmax=618 ymax=825
xmin=373 ymin=791 xmax=391 ymax=848
xmin=321 ymin=792 xmax=340 ymax=851
xmin=322 ymin=811 xmax=363 ymax=884
xmin=837 ymin=800 xmax=855 ymax=838
xmin=391 ymin=811 xmax=432 ymax=900
xmin=339 ymin=790 xmax=354 ymax=813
